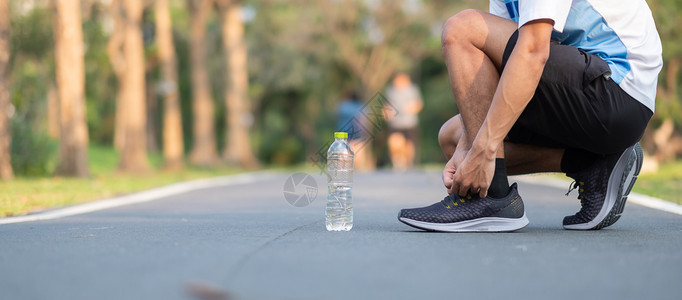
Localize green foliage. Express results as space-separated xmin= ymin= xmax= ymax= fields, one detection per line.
xmin=417 ymin=56 xmax=459 ymax=163
xmin=260 ymin=135 xmax=305 ymax=166
xmin=10 ymin=4 xmax=53 ymax=60
xmin=83 ymin=4 xmax=119 ymax=145
xmin=8 ymin=5 xmax=56 ymax=177
xmin=10 ymin=5 xmax=53 ymax=131
xmin=650 ymin=0 xmax=682 ymax=129
xmin=650 ymin=0 xmax=682 ymax=60
xmin=9 ymin=117 xmax=57 ymax=176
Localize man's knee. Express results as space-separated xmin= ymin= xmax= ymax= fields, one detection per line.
xmin=438 ymin=115 xmax=462 ymax=149
xmin=441 ymin=9 xmax=485 ymax=51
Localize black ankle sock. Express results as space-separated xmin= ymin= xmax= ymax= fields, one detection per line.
xmin=561 ymin=149 xmax=599 ymax=174
xmin=488 ymin=158 xmax=510 ymax=198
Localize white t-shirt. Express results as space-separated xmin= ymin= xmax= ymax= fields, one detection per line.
xmin=385 ymin=84 xmax=422 ymax=129
xmin=490 ymin=0 xmax=662 ymax=112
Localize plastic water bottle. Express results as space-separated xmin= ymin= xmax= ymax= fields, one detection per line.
xmin=326 ymin=132 xmax=354 ymax=231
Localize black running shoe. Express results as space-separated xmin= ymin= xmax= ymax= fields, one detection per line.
xmin=398 ymin=183 xmax=528 ymax=232
xmin=563 ymin=144 xmax=643 ymax=230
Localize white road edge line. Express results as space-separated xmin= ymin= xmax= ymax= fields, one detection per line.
xmin=0 ymin=171 xmax=278 ymax=225
xmin=513 ymin=174 xmax=682 ymax=216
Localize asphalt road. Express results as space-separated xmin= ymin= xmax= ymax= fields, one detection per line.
xmin=1 ymin=170 xmax=681 ymax=300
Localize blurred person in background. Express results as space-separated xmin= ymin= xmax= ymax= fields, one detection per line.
xmin=337 ymin=91 xmax=374 ymax=170
xmin=384 ymin=73 xmax=423 ymax=171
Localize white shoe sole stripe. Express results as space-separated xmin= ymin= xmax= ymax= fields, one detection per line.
xmin=399 ymin=213 xmax=529 ymax=232
xmin=563 ymin=145 xmax=637 ymax=230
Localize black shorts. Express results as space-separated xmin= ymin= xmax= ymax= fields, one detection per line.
xmin=503 ymin=30 xmax=653 ymax=155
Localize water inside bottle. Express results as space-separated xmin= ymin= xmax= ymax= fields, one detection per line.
xmin=326 ymin=184 xmax=353 ymax=231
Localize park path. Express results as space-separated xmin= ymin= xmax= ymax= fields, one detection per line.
xmin=0 ymin=170 xmax=680 ymax=300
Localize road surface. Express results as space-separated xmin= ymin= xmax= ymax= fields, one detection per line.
xmin=1 ymin=170 xmax=680 ymax=300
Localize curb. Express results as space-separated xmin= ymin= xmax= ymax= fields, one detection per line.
xmin=513 ymin=174 xmax=682 ymax=216
xmin=0 ymin=171 xmax=278 ymax=225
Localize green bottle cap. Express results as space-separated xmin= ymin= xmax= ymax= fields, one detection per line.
xmin=334 ymin=132 xmax=348 ymax=139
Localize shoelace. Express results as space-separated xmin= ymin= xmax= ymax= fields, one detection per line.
xmin=565 ymin=180 xmax=586 ymax=206
xmin=441 ymin=193 xmax=473 ymax=209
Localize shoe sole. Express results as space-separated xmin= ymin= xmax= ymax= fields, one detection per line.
xmin=564 ymin=144 xmax=642 ymax=230
xmin=398 ymin=213 xmax=529 ymax=233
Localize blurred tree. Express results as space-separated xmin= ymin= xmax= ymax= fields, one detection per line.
xmin=216 ymin=0 xmax=258 ymax=168
xmin=117 ymin=0 xmax=150 ymax=172
xmin=8 ymin=1 xmax=57 ymax=176
xmin=0 ymin=0 xmax=12 ymax=180
xmin=244 ymin=0 xmax=323 ymax=165
xmin=82 ymin=2 xmax=119 ymax=147
xmin=46 ymin=82 xmax=58 ymax=138
xmin=642 ymin=0 xmax=682 ymax=164
xmin=155 ymin=0 xmax=184 ymax=170
xmin=187 ymin=0 xmax=219 ymax=166
xmin=315 ymin=0 xmax=431 ymax=99
xmin=52 ymin=0 xmax=89 ymax=177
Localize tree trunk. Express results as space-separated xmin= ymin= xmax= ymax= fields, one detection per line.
xmin=118 ymin=0 xmax=150 ymax=172
xmin=47 ymin=82 xmax=60 ymax=139
xmin=114 ymin=90 xmax=126 ymax=151
xmin=0 ymin=0 xmax=13 ymax=180
xmin=187 ymin=0 xmax=219 ymax=166
xmin=156 ymin=0 xmax=184 ymax=170
xmin=146 ymin=71 xmax=159 ymax=153
xmin=107 ymin=0 xmax=127 ymax=152
xmin=218 ymin=0 xmax=258 ymax=168
xmin=53 ymin=0 xmax=89 ymax=177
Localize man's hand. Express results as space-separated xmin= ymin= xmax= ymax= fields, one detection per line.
xmin=442 ymin=147 xmax=467 ymax=190
xmin=450 ymin=147 xmax=495 ymax=198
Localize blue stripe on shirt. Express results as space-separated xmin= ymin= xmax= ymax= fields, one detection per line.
xmin=550 ymin=1 xmax=630 ymax=84
xmin=505 ymin=0 xmax=519 ymax=22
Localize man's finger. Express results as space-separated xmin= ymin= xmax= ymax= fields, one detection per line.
xmin=449 ymin=180 xmax=457 ymax=194
xmin=443 ymin=172 xmax=453 ymax=188
xmin=457 ymin=184 xmax=468 ymax=197
xmin=479 ymin=185 xmax=488 ymax=198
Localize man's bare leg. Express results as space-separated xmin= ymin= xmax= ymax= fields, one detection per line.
xmin=441 ymin=10 xmax=522 ymax=196
xmin=442 ymin=10 xmax=517 ymax=153
xmin=439 ymin=115 xmax=564 ymax=175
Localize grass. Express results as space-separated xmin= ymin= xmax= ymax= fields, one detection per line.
xmin=0 ymin=145 xmax=241 ymax=218
xmin=633 ymin=159 xmax=682 ymax=205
